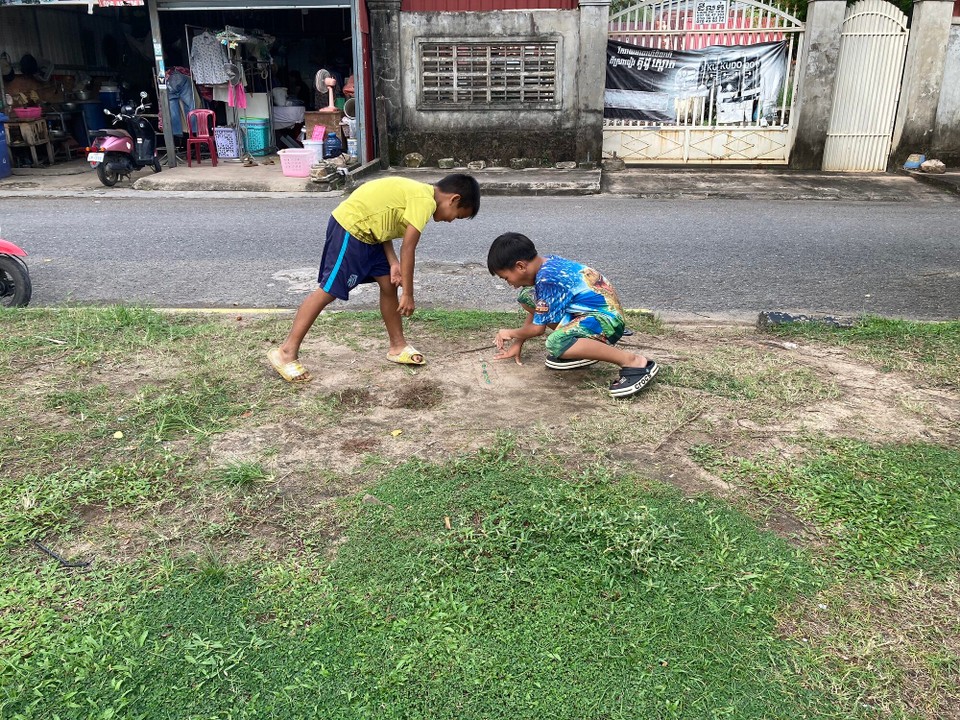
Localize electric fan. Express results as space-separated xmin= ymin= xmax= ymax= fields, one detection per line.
xmin=314 ymin=68 xmax=338 ymax=111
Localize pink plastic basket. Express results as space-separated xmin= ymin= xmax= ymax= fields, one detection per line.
xmin=13 ymin=106 xmax=42 ymax=120
xmin=278 ymin=148 xmax=315 ymax=178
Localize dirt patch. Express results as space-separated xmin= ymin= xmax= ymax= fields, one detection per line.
xmin=329 ymin=387 xmax=373 ymax=412
xmin=341 ymin=437 xmax=381 ymax=454
xmin=32 ymin=321 xmax=960 ymax=566
xmin=392 ymin=380 xmax=444 ymax=410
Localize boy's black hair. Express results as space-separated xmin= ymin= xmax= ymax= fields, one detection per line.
xmin=436 ymin=174 xmax=481 ymax=218
xmin=487 ymin=232 xmax=538 ymax=275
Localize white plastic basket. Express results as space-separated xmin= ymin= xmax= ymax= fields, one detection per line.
xmin=213 ymin=127 xmax=239 ymax=159
xmin=278 ymin=148 xmax=315 ymax=178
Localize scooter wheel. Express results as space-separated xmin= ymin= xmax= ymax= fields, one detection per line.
xmin=97 ymin=162 xmax=119 ymax=187
xmin=0 ymin=255 xmax=32 ymax=308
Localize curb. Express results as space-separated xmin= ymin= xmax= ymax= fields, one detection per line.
xmin=902 ymin=168 xmax=960 ymax=197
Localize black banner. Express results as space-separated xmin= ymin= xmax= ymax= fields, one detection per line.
xmin=605 ymin=39 xmax=788 ymax=125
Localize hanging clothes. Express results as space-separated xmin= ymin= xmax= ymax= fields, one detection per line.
xmin=228 ymin=82 xmax=246 ymax=109
xmin=165 ymin=68 xmax=196 ymax=135
xmin=190 ymin=31 xmax=229 ymax=85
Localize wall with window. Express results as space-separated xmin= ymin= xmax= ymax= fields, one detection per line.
xmin=394 ymin=10 xmax=584 ymax=163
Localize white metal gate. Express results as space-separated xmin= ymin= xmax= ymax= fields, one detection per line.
xmin=822 ymin=0 xmax=908 ymax=172
xmin=605 ymin=0 xmax=804 ymax=164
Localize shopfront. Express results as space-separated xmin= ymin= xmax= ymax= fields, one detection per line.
xmin=152 ymin=0 xmax=370 ymax=167
xmin=0 ymin=0 xmax=371 ymax=171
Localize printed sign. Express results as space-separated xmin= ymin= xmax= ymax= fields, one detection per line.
xmin=605 ymin=39 xmax=788 ymax=125
xmin=98 ymin=0 xmax=144 ymax=6
xmin=695 ymin=0 xmax=729 ymax=25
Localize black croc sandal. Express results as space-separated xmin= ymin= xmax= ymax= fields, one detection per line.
xmin=609 ymin=360 xmax=659 ymax=398
xmin=545 ymin=355 xmax=599 ymax=370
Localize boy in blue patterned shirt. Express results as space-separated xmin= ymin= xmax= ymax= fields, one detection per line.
xmin=487 ymin=232 xmax=658 ymax=399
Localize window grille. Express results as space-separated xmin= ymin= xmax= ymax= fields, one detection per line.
xmin=419 ymin=42 xmax=559 ymax=109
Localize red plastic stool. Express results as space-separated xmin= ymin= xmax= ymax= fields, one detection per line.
xmin=186 ymin=109 xmax=218 ymax=167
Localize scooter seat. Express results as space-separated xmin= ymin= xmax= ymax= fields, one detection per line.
xmin=90 ymin=129 xmax=130 ymax=139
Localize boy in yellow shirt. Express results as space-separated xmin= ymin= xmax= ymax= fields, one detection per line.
xmin=268 ymin=174 xmax=480 ymax=382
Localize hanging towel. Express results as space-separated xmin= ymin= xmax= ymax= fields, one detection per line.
xmin=228 ymin=81 xmax=247 ymax=109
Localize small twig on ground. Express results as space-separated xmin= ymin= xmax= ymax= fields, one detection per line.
xmin=454 ymin=344 xmax=495 ymax=354
xmin=32 ymin=540 xmax=91 ymax=569
xmin=653 ymin=407 xmax=705 ymax=452
xmin=36 ymin=336 xmax=67 ymax=345
xmin=13 ymin=352 xmax=70 ymax=371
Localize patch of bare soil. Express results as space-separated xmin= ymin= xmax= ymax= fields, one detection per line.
xmin=59 ymin=323 xmax=959 ymax=567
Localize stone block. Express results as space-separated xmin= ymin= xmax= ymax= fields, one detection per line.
xmin=920 ymin=159 xmax=946 ymax=174
xmin=757 ymin=311 xmax=858 ymax=330
xmin=467 ymin=160 xmax=486 ymax=170
xmin=554 ymin=161 xmax=577 ymax=170
xmin=403 ymin=152 xmax=424 ymax=168
xmin=438 ymin=157 xmax=456 ymax=169
xmin=602 ymin=155 xmax=626 ymax=172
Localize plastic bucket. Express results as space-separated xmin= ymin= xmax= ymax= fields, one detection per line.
xmin=302 ymin=140 xmax=324 ymax=165
xmin=99 ymin=86 xmax=121 ymax=112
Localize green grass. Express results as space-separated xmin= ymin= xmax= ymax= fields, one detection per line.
xmin=0 ymin=454 xmax=184 ymax=544
xmin=216 ymin=461 xmax=274 ymax=489
xmin=662 ymin=346 xmax=840 ymax=405
xmin=692 ymin=438 xmax=960 ymax=577
xmin=0 ymin=305 xmax=206 ymax=363
xmin=768 ymin=316 xmax=960 ymax=388
xmin=2 ymin=307 xmax=958 ymax=719
xmin=1 ymin=446 xmax=844 ymax=720
xmin=407 ymin=308 xmax=524 ymax=339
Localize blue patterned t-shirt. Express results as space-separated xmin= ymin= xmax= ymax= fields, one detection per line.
xmin=532 ymin=255 xmax=625 ymax=327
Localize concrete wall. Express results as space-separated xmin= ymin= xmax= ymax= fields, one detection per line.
xmin=389 ymin=10 xmax=585 ymax=164
xmin=931 ymin=21 xmax=960 ymax=164
xmin=890 ymin=0 xmax=956 ymax=164
xmin=789 ymin=0 xmax=846 ymax=170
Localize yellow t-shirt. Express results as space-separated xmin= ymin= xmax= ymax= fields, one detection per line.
xmin=331 ymin=177 xmax=437 ymax=245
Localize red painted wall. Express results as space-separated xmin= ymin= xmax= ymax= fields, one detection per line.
xmin=401 ymin=0 xmax=577 ymax=11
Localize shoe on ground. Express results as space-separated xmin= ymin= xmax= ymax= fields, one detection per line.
xmin=608 ymin=360 xmax=659 ymax=398
xmin=545 ymin=354 xmax=599 ymax=370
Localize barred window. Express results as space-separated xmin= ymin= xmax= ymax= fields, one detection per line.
xmin=419 ymin=42 xmax=559 ymax=109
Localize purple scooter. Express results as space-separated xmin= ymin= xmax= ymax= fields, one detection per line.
xmin=87 ymin=91 xmax=161 ymax=187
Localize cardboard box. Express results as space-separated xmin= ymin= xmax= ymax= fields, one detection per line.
xmin=304 ymin=110 xmax=342 ymax=140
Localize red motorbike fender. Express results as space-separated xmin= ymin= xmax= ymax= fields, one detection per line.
xmin=0 ymin=239 xmax=28 ymax=257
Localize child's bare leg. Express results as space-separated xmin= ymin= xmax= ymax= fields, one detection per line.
xmin=375 ymin=275 xmax=410 ymax=355
xmin=560 ymin=338 xmax=648 ymax=369
xmin=276 ymin=287 xmax=336 ymax=363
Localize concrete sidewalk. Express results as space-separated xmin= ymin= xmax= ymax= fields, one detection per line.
xmin=1 ymin=154 xmax=958 ymax=201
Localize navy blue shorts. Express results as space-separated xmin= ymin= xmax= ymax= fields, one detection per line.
xmin=318 ymin=216 xmax=391 ymax=301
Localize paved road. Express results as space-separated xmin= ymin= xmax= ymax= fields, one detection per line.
xmin=3 ymin=194 xmax=958 ymax=321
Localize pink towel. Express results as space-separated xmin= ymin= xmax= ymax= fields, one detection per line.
xmin=228 ymin=82 xmax=247 ymax=109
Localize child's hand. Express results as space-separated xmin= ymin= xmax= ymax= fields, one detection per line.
xmin=494 ymin=342 xmax=523 ymax=365
xmin=494 ymin=329 xmax=514 ymax=351
xmin=398 ymin=292 xmax=415 ymax=317
xmin=390 ymin=264 xmax=402 ymax=287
